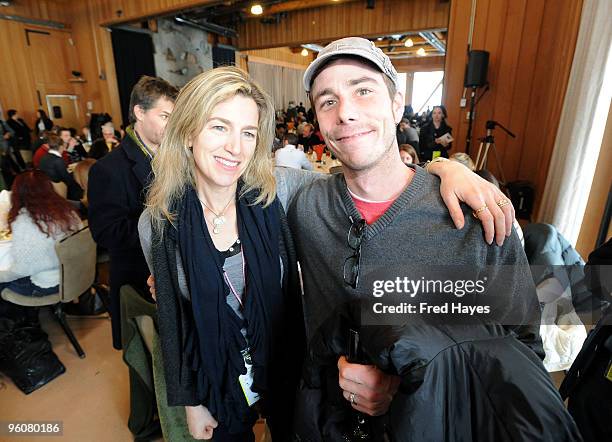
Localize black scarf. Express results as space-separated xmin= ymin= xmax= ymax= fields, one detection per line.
xmin=176 ymin=184 xmax=282 ymax=434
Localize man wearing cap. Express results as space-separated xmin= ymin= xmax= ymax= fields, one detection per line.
xmin=287 ymin=37 xmax=580 ymax=440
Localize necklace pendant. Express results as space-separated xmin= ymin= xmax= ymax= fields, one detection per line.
xmin=213 ymin=216 xmax=226 ymax=226
xmin=213 ymin=226 xmax=220 ymax=234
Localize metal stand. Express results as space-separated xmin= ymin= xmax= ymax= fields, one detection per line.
xmin=465 ymin=86 xmax=477 ymax=155
xmin=474 ymin=120 xmax=516 ymax=185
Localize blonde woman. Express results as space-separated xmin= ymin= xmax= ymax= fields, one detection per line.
xmin=140 ymin=67 xmax=303 ymax=441
xmin=139 ymin=67 xmax=516 ymax=441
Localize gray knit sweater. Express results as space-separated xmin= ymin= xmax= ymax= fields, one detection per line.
xmin=286 ymin=165 xmax=542 ymax=352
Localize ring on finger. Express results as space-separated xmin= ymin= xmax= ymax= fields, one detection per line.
xmin=472 ymin=205 xmax=488 ymax=219
xmin=496 ymin=198 xmax=510 ymax=208
xmin=349 ymin=392 xmax=357 ymax=405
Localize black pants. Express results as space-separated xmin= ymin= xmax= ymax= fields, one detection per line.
xmin=212 ymin=424 xmax=255 ymax=442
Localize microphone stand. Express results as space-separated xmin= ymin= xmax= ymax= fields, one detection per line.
xmin=474 ymin=120 xmax=516 ymax=185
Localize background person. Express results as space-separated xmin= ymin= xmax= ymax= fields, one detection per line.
xmin=0 ymin=170 xmax=82 ymax=296
xmin=419 ymin=105 xmax=453 ymax=161
xmin=88 ymin=76 xmax=178 ymax=351
xmin=399 ymin=144 xmax=419 ymax=165
xmin=275 ymin=133 xmax=313 ymax=170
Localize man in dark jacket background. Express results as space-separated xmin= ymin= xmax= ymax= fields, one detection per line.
xmin=88 ymin=76 xmax=178 ymax=350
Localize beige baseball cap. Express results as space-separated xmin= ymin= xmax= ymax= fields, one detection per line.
xmin=303 ymin=36 xmax=399 ymax=93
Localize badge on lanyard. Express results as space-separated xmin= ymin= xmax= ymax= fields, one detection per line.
xmin=605 ymin=358 xmax=612 ymax=383
xmin=239 ymin=347 xmax=260 ymax=406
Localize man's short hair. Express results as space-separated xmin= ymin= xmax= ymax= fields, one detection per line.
xmin=46 ymin=133 xmax=62 ymax=151
xmin=7 ymin=109 xmax=17 ymax=118
xmin=276 ymin=123 xmax=287 ymax=131
xmin=58 ymin=127 xmax=70 ymax=134
xmin=128 ymin=76 xmax=179 ymax=124
xmin=284 ymin=133 xmax=298 ymax=146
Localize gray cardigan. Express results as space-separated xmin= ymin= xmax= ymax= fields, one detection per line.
xmin=137 ymin=167 xmax=325 ymax=406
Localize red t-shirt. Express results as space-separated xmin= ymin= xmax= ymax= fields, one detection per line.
xmin=349 ymin=169 xmax=415 ymax=224
xmin=351 ymin=195 xmax=395 ymax=225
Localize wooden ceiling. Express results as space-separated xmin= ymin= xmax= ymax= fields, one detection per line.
xmin=178 ymin=1 xmax=447 ymax=57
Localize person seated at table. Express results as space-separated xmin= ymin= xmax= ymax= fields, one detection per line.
xmin=38 ymin=133 xmax=83 ymax=201
xmin=397 ymin=117 xmax=419 ymax=150
xmin=60 ymin=127 xmax=87 ymax=164
xmin=101 ymin=122 xmax=120 ymax=150
xmin=399 ymin=144 xmax=419 ymax=165
xmin=88 ymin=138 xmax=110 ymax=160
xmin=298 ymin=123 xmax=322 ymax=153
xmin=273 ymin=123 xmax=287 ymax=152
xmin=275 ymin=133 xmax=313 ymax=171
xmin=0 ymin=170 xmax=82 ymax=296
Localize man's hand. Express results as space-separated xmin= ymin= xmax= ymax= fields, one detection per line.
xmin=338 ymin=356 xmax=400 ymax=416
xmin=427 ymin=160 xmax=515 ymax=246
xmin=147 ymin=274 xmax=156 ymax=301
xmin=185 ymin=405 xmax=218 ymax=440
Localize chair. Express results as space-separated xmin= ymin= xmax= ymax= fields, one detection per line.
xmin=0 ymin=226 xmax=97 ymax=358
xmin=19 ymin=149 xmax=33 ymax=165
xmin=51 ymin=181 xmax=68 ymax=198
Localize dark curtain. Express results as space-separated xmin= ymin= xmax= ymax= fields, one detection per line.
xmin=111 ymin=29 xmax=156 ymax=128
xmin=212 ymin=46 xmax=235 ymax=68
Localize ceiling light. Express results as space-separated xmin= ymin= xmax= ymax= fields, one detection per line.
xmin=301 ymin=48 xmax=308 ymax=57
xmin=404 ymin=38 xmax=414 ymax=48
xmin=250 ymin=4 xmax=263 ymax=15
xmin=417 ymin=48 xmax=426 ymax=56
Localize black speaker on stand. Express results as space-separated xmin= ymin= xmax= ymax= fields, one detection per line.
xmin=464 ymin=50 xmax=489 ymax=155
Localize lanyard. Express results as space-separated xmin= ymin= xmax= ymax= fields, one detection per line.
xmin=223 ymin=249 xmax=246 ymax=308
xmin=129 ymin=126 xmax=153 ymax=160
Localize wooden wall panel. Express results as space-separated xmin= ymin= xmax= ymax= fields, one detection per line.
xmin=238 ymin=0 xmax=450 ymax=50
xmin=393 ymin=56 xmax=445 ymax=73
xmin=0 ymin=20 xmax=39 ymax=123
xmin=69 ymin=0 xmax=122 ymax=123
xmin=0 ymin=0 xmax=71 ymax=24
xmin=90 ymin=0 xmax=218 ymax=25
xmin=238 ymin=47 xmax=315 ymax=70
xmin=0 ymin=20 xmax=83 ymax=129
xmin=443 ymin=0 xmax=583 ymax=215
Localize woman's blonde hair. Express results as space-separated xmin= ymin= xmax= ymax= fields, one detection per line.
xmin=450 ymin=152 xmax=475 ymax=171
xmin=147 ymin=67 xmax=276 ymax=232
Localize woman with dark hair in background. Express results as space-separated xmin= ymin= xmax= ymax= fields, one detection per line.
xmin=0 ymin=170 xmax=82 ymax=296
xmin=34 ymin=109 xmax=53 ymax=137
xmin=419 ymin=105 xmax=453 ymax=161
